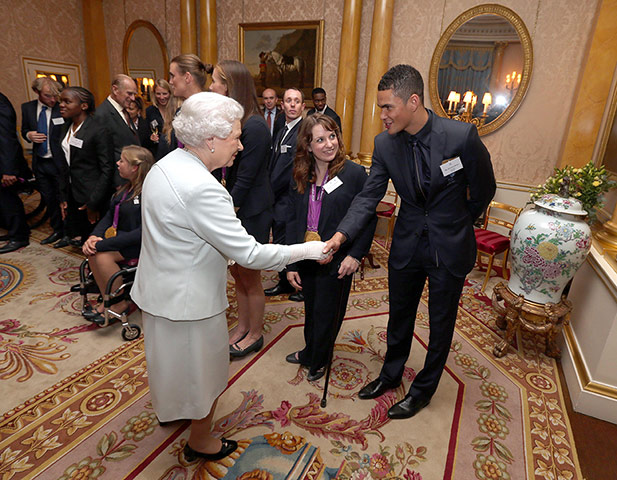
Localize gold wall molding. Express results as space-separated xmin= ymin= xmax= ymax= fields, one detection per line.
xmin=560 ymin=0 xmax=617 ymax=167
xmin=199 ymin=0 xmax=218 ymax=65
xmin=180 ymin=0 xmax=198 ymax=54
xmin=82 ymin=0 xmax=110 ymax=105
xmin=335 ymin=0 xmax=363 ymax=149
xmin=358 ymin=0 xmax=394 ymax=157
xmin=563 ymin=323 xmax=617 ymax=400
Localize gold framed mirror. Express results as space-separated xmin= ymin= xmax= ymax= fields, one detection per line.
xmin=428 ymin=4 xmax=533 ymax=135
xmin=122 ymin=20 xmax=169 ymax=97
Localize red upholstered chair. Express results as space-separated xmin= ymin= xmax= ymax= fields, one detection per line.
xmin=474 ymin=201 xmax=523 ymax=292
xmin=376 ymin=183 xmax=399 ymax=249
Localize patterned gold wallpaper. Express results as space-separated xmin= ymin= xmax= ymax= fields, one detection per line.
xmin=0 ymin=0 xmax=601 ymax=186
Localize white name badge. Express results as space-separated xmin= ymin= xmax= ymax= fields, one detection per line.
xmin=52 ymin=117 xmax=64 ymax=126
xmin=150 ymin=119 xmax=158 ymax=128
xmin=133 ymin=196 xmax=140 ymax=204
xmin=69 ymin=137 xmax=83 ymax=149
xmin=323 ymin=176 xmax=342 ymax=194
xmin=280 ymin=145 xmax=289 ymax=154
xmin=440 ymin=156 xmax=463 ymax=176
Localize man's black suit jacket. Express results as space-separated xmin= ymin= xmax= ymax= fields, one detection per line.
xmin=0 ymin=93 xmax=30 ymax=179
xmin=269 ymin=119 xmax=302 ymax=222
xmin=338 ymin=112 xmax=495 ymax=277
xmin=286 ymin=160 xmax=376 ymax=276
xmin=20 ymin=100 xmax=63 ymax=157
xmin=56 ymin=116 xmax=114 ymax=211
xmin=307 ymin=105 xmax=342 ymax=131
xmin=94 ymin=99 xmax=140 ymax=186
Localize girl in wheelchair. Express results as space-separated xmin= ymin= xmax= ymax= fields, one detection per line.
xmin=81 ymin=145 xmax=154 ymax=323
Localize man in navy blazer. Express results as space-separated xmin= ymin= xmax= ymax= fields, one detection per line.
xmin=265 ymin=87 xmax=305 ymax=300
xmin=307 ymin=87 xmax=342 ymax=132
xmin=93 ymin=75 xmax=139 ymax=188
xmin=324 ymin=65 xmax=496 ymax=419
xmin=21 ymin=77 xmax=65 ymax=244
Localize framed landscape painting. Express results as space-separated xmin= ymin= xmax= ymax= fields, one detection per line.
xmin=239 ymin=20 xmax=324 ymax=99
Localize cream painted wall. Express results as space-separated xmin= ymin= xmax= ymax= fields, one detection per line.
xmin=0 ymin=0 xmax=89 ymax=126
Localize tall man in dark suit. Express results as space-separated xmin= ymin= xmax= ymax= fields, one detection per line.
xmin=0 ymin=92 xmax=31 ymax=254
xmin=262 ymin=88 xmax=282 ymax=139
xmin=307 ymin=87 xmax=342 ymax=132
xmin=324 ymin=65 xmax=496 ymax=419
xmin=21 ymin=77 xmax=65 ymax=244
xmin=93 ymin=74 xmax=139 ymax=188
xmin=265 ymin=87 xmax=305 ymax=301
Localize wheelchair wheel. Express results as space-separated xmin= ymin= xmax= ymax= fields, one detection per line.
xmin=122 ymin=324 xmax=141 ymax=341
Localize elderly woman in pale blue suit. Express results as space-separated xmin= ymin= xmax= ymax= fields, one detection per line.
xmin=132 ymin=92 xmax=327 ymax=462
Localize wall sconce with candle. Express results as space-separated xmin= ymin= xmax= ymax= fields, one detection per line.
xmin=505 ymin=70 xmax=521 ymax=99
xmin=445 ymin=89 xmax=491 ymax=127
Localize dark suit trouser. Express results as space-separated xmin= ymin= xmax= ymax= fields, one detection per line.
xmin=66 ymin=190 xmax=95 ymax=241
xmin=297 ymin=261 xmax=353 ymax=374
xmin=33 ymin=155 xmax=63 ymax=234
xmin=0 ymin=184 xmax=29 ymax=241
xmin=272 ymin=200 xmax=292 ymax=288
xmin=381 ymin=235 xmax=465 ymax=401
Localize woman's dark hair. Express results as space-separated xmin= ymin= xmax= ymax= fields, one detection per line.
xmin=215 ymin=60 xmax=260 ymax=125
xmin=63 ymin=86 xmax=96 ymax=114
xmin=170 ymin=54 xmax=213 ymax=91
xmin=293 ymin=114 xmax=346 ymax=194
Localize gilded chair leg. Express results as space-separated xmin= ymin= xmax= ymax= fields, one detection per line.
xmin=481 ymin=254 xmax=495 ymax=292
xmin=502 ymin=248 xmax=510 ymax=280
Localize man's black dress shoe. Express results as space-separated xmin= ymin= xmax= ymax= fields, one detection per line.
xmin=357 ymin=378 xmax=401 ymax=399
xmin=264 ymin=283 xmax=295 ymax=296
xmin=288 ymin=291 xmax=304 ymax=302
xmin=387 ymin=395 xmax=430 ymax=419
xmin=0 ymin=240 xmax=29 ymax=254
xmin=183 ymin=438 xmax=238 ymax=462
xmin=53 ymin=236 xmax=71 ymax=248
xmin=230 ymin=335 xmax=264 ymax=358
xmin=69 ymin=238 xmax=84 ymax=247
xmin=40 ymin=232 xmax=62 ymax=245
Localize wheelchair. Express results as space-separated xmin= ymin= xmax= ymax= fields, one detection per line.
xmin=73 ymin=257 xmax=142 ymax=341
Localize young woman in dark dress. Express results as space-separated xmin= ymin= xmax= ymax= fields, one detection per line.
xmin=209 ymin=60 xmax=274 ymax=358
xmin=144 ymin=79 xmax=178 ymax=160
xmin=285 ymin=114 xmax=377 ymax=380
xmin=81 ymin=145 xmax=154 ymax=322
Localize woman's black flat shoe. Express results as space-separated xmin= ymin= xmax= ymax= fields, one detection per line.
xmin=307 ymin=367 xmax=326 ymax=382
xmin=229 ymin=335 xmax=264 ymax=358
xmin=183 ymin=438 xmax=238 ymax=462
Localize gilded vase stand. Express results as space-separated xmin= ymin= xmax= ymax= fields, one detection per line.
xmin=491 ymin=282 xmax=572 ymax=358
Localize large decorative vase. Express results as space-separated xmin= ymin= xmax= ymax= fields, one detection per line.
xmin=508 ymin=194 xmax=592 ymax=304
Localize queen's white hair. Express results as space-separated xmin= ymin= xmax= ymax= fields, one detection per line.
xmin=172 ymin=92 xmax=244 ymax=147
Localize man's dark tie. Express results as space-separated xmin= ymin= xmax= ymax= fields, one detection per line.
xmin=37 ymin=106 xmax=48 ymax=155
xmin=267 ymin=110 xmax=272 ymax=130
xmin=411 ymin=138 xmax=430 ymax=203
xmin=123 ymin=109 xmax=138 ymax=136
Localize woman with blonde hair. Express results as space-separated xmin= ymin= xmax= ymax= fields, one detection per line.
xmin=82 ymin=145 xmax=155 ymax=323
xmin=145 ymin=79 xmax=179 ymax=160
xmin=209 ymin=60 xmax=273 ymax=358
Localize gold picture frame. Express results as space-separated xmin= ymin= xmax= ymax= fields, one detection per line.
xmin=428 ymin=4 xmax=533 ymax=136
xmin=22 ymin=57 xmax=83 ymax=101
xmin=239 ymin=20 xmax=324 ymax=99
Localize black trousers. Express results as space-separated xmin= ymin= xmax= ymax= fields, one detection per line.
xmin=33 ymin=155 xmax=64 ymax=234
xmin=65 ymin=190 xmax=96 ymax=241
xmin=380 ymin=235 xmax=465 ymax=401
xmin=0 ymin=184 xmax=29 ymax=241
xmin=297 ymin=261 xmax=353 ymax=374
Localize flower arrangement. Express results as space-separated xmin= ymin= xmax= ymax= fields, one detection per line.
xmin=530 ymin=161 xmax=616 ymax=223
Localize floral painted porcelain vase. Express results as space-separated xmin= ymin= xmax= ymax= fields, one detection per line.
xmin=508 ymin=194 xmax=591 ymax=304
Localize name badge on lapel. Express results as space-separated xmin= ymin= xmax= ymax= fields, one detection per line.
xmin=150 ymin=119 xmax=158 ymax=128
xmin=440 ymin=157 xmax=463 ymax=176
xmin=281 ymin=145 xmax=289 ymax=154
xmin=323 ymin=176 xmax=342 ymax=194
xmin=52 ymin=117 xmax=64 ymax=126
xmin=69 ymin=136 xmax=83 ymax=149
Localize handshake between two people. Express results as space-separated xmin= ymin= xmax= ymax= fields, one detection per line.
xmin=286 ymin=232 xmax=350 ymax=290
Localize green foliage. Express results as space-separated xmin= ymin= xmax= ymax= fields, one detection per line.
xmin=530 ymin=162 xmax=616 ymax=223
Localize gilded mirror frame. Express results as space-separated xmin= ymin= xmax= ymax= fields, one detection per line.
xmin=428 ymin=4 xmax=533 ymax=135
xmin=122 ymin=20 xmax=169 ymax=80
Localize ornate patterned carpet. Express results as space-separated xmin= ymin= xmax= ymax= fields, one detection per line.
xmin=0 ymin=238 xmax=583 ymax=479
